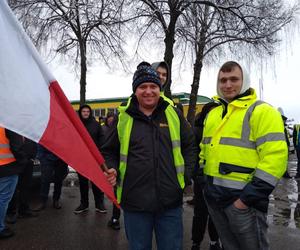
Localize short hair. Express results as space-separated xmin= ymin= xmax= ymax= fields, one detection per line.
xmin=157 ymin=62 xmax=168 ymax=71
xmin=219 ymin=61 xmax=242 ymax=73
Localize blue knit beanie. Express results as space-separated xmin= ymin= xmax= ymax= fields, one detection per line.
xmin=132 ymin=62 xmax=161 ymax=93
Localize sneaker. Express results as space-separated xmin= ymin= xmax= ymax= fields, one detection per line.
xmin=210 ymin=242 xmax=222 ymax=250
xmin=191 ymin=243 xmax=200 ymax=250
xmin=6 ymin=214 xmax=17 ymax=224
xmin=0 ymin=227 xmax=14 ymax=239
xmin=95 ymin=203 xmax=107 ymax=214
xmin=107 ymin=218 xmax=121 ymax=230
xmin=74 ymin=204 xmax=89 ymax=214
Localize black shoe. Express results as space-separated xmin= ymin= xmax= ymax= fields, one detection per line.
xmin=53 ymin=200 xmax=62 ymax=209
xmin=74 ymin=204 xmax=89 ymax=214
xmin=0 ymin=227 xmax=14 ymax=239
xmin=6 ymin=214 xmax=17 ymax=224
xmin=95 ymin=203 xmax=107 ymax=214
xmin=210 ymin=242 xmax=222 ymax=250
xmin=18 ymin=210 xmax=38 ymax=219
xmin=107 ymin=218 xmax=121 ymax=230
xmin=32 ymin=201 xmax=46 ymax=211
xmin=191 ymin=243 xmax=200 ymax=250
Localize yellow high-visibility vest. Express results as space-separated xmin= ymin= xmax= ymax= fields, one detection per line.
xmin=116 ymin=98 xmax=185 ymax=203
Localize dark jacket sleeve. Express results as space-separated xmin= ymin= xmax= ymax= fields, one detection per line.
xmin=293 ymin=126 xmax=297 ymax=148
xmin=97 ymin=124 xmax=105 ymax=149
xmin=239 ymin=176 xmax=274 ymax=210
xmin=193 ymin=125 xmax=203 ymax=177
xmin=176 ymin=109 xmax=197 ymax=186
xmin=5 ymin=129 xmax=27 ymax=165
xmin=101 ymin=118 xmax=120 ymax=171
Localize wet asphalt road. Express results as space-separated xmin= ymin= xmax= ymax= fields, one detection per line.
xmin=1 ymin=155 xmax=300 ymax=250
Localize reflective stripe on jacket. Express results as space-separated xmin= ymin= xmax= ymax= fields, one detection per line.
xmin=116 ymin=98 xmax=185 ymax=203
xmin=0 ymin=127 xmax=16 ymax=165
xmin=200 ymin=89 xmax=287 ymax=190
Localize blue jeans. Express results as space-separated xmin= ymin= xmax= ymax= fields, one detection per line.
xmin=0 ymin=175 xmax=18 ymax=231
xmin=124 ymin=206 xmax=183 ymax=250
xmin=206 ymin=199 xmax=269 ymax=250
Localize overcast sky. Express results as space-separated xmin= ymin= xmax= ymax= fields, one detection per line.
xmin=49 ymin=29 xmax=300 ymax=123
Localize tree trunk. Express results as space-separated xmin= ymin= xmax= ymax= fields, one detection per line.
xmin=79 ymin=43 xmax=87 ymax=106
xmin=163 ymin=17 xmax=177 ymax=99
xmin=187 ymin=5 xmax=209 ymax=124
xmin=187 ymin=54 xmax=203 ymax=125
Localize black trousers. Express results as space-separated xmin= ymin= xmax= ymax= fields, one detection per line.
xmin=40 ymin=158 xmax=69 ymax=201
xmin=192 ymin=181 xmax=219 ymax=244
xmin=112 ymin=188 xmax=121 ymax=219
xmin=7 ymin=160 xmax=34 ymax=215
xmin=77 ymin=173 xmax=104 ymax=207
xmin=296 ymin=148 xmax=300 ymax=174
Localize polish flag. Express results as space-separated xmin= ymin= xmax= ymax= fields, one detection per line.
xmin=0 ymin=2 xmax=117 ymax=205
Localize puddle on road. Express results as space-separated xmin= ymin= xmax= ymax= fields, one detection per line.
xmin=268 ymin=160 xmax=300 ymax=228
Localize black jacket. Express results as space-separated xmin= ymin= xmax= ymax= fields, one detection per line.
xmin=0 ymin=129 xmax=27 ymax=177
xmin=102 ymin=96 xmax=196 ymax=212
xmin=79 ymin=105 xmax=104 ymax=149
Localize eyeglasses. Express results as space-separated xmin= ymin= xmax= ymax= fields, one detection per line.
xmin=218 ymin=77 xmax=240 ymax=84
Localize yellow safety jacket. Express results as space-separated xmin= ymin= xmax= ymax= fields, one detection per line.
xmin=116 ymin=98 xmax=185 ymax=203
xmin=200 ymin=89 xmax=287 ymax=190
xmin=160 ymin=92 xmax=174 ymax=106
xmin=0 ymin=127 xmax=16 ymax=166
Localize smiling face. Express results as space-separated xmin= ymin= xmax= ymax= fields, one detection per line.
xmin=135 ymin=82 xmax=160 ymax=114
xmin=218 ymin=66 xmax=243 ymax=102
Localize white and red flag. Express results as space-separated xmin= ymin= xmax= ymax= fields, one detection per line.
xmin=0 ymin=1 xmax=117 ymax=205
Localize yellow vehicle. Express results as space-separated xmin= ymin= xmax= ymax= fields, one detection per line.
xmin=71 ymin=92 xmax=212 ymax=119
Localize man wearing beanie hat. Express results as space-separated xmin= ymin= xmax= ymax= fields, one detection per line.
xmin=199 ymin=61 xmax=288 ymax=250
xmin=102 ymin=61 xmax=196 ymax=250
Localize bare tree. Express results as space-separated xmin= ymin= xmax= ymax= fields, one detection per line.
xmin=176 ymin=1 xmax=298 ymax=123
xmin=9 ymin=0 xmax=127 ymax=105
xmin=133 ymin=0 xmax=297 ymax=106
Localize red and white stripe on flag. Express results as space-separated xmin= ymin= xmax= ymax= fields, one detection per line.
xmin=0 ymin=1 xmax=117 ymax=206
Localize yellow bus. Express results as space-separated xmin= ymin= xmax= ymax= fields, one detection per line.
xmin=71 ymin=92 xmax=212 ymax=119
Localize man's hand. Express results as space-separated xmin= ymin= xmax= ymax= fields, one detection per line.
xmin=233 ymin=199 xmax=248 ymax=210
xmin=104 ymin=168 xmax=117 ymax=186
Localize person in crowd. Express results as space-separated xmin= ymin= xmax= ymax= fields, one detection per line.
xmin=74 ymin=105 xmax=106 ymax=214
xmin=293 ymin=124 xmax=300 ymax=177
xmin=151 ymin=61 xmax=171 ymax=100
xmin=102 ymin=62 xmax=196 ymax=250
xmin=6 ymin=138 xmax=38 ymax=224
xmin=152 ymin=61 xmax=184 ymax=111
xmin=280 ymin=113 xmax=291 ymax=178
xmin=34 ymin=145 xmax=69 ymax=210
xmin=200 ymin=61 xmax=288 ymax=250
xmin=101 ymin=111 xmax=116 ymax=136
xmin=99 ymin=116 xmax=105 ymax=126
xmin=191 ymin=102 xmax=221 ymax=250
xmin=0 ymin=127 xmax=27 ymax=239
